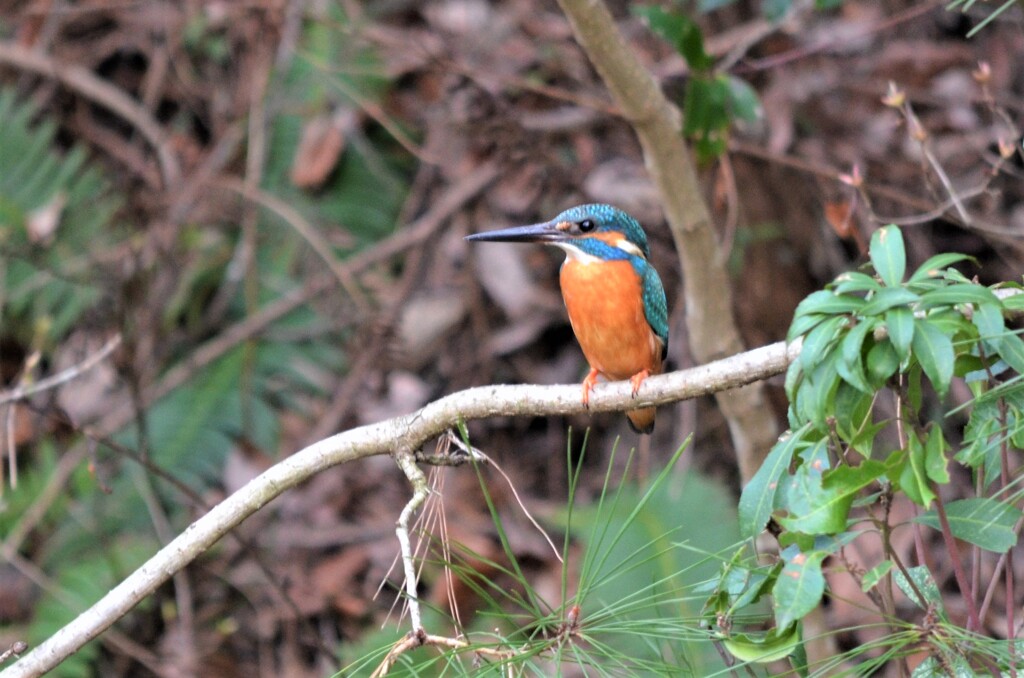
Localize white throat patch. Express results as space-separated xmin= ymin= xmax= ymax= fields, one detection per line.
xmin=555 ymin=242 xmax=602 ymax=264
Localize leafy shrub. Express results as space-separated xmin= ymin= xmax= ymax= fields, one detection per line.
xmin=717 ymin=225 xmax=1023 ymax=674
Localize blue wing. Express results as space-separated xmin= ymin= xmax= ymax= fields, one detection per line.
xmin=638 ymin=261 xmax=669 ymax=357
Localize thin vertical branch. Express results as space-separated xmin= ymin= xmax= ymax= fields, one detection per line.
xmin=393 ymin=446 xmax=431 ymax=633
xmin=553 ymin=0 xmax=779 ymax=483
xmin=932 ymin=487 xmax=982 ymax=631
xmin=998 ymin=398 xmax=1017 ymax=675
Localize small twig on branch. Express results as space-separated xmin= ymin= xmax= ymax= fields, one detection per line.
xmin=393 ymin=446 xmax=431 ymax=632
xmin=1 ymin=339 xmax=799 ymax=678
xmin=0 ymin=335 xmax=122 ymax=407
xmin=0 ymin=335 xmax=121 ymax=494
xmin=370 ymin=630 xmax=516 ymax=678
xmin=0 ymin=643 xmax=27 ymax=666
xmin=213 ymin=176 xmax=373 ymax=314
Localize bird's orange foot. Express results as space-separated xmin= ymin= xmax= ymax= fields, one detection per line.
xmin=629 ymin=369 xmax=651 ymax=398
xmin=581 ymin=368 xmax=600 ymax=408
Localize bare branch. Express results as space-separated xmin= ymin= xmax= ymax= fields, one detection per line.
xmin=1 ymin=339 xmax=798 ymax=678
xmin=214 ymin=176 xmax=373 ymax=313
xmin=0 ymin=335 xmax=122 ymax=407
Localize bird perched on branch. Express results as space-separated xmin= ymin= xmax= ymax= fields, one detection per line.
xmin=467 ymin=204 xmax=669 ymax=433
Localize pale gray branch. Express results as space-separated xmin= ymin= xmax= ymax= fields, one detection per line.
xmin=1 ymin=339 xmax=797 ymax=678
xmin=0 ymin=335 xmax=122 ymax=407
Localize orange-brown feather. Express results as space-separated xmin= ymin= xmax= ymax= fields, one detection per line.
xmin=560 ymin=258 xmax=664 ymax=432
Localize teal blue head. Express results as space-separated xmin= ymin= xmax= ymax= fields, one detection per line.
xmin=467 ymin=202 xmax=669 ymax=349
xmin=465 ymin=203 xmax=651 ymax=261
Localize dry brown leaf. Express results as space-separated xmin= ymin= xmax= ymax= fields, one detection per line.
xmin=289 ymin=111 xmax=350 ymax=190
xmin=823 ymin=199 xmax=856 ymax=240
xmin=311 ymin=549 xmax=373 ymax=618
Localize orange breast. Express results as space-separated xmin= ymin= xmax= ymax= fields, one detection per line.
xmin=559 ymin=259 xmax=663 ymax=381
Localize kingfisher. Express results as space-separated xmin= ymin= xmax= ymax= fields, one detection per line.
xmin=466 ymin=204 xmax=669 ymax=433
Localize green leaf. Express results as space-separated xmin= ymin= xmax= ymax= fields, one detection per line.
xmin=682 ymin=76 xmax=733 ymax=161
xmin=693 ymin=134 xmax=727 ymax=161
xmin=907 ymin=363 xmax=924 ymax=411
xmin=725 ymin=76 xmax=762 ymax=122
xmin=866 ymin=339 xmax=899 ymax=385
xmin=919 ymin=283 xmax=999 ymax=309
xmin=970 ymin=299 xmax=1003 ymax=340
xmin=958 ymin=416 xmax=1000 ymax=480
xmin=798 ymin=437 xmax=831 ymax=473
xmin=924 ymin=427 xmax=950 ymax=485
xmin=915 ymin=498 xmax=1022 ymax=552
xmin=778 ymin=461 xmax=887 ymax=535
xmin=908 ymin=253 xmax=973 ymax=283
xmin=634 ymin=6 xmax=714 ymax=70
xmin=784 ymin=357 xmax=804 ymax=404
xmin=895 ymin=565 xmax=943 ymax=612
xmin=940 ymin=266 xmax=973 ymax=284
xmin=798 ymin=349 xmax=841 ymax=428
xmin=793 ymin=289 xmax=867 ymax=317
xmin=996 ymin=333 xmax=1024 ymax=376
xmin=859 ymin=287 xmax=920 ymax=316
xmin=850 ymin=422 xmax=887 ymax=460
xmin=838 ymin=318 xmax=875 ymax=393
xmin=912 ymin=654 xmax=974 ymax=678
xmin=773 ymin=545 xmax=825 ymax=629
xmin=739 ymin=425 xmax=807 ymax=538
xmin=832 ymin=271 xmax=881 ymax=295
xmin=899 ymin=434 xmax=936 ymax=508
xmin=1000 ymin=288 xmax=1024 ymax=312
xmin=861 ymin=560 xmax=893 ymax=593
xmin=799 ymin=315 xmax=845 ymax=370
xmin=912 ymin=318 xmax=955 ymax=398
xmin=885 ymin=307 xmax=914 ymax=363
xmin=833 ymin=381 xmax=872 ymax=444
xmin=788 ymin=313 xmax=829 ymax=342
xmin=869 ymin=225 xmax=906 ymax=287
xmin=722 ymin=623 xmax=800 ymax=664
xmin=683 ymin=75 xmax=730 ymax=134
xmin=707 ymin=554 xmax=779 ymax=614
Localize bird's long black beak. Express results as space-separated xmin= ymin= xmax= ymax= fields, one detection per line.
xmin=465 ymin=221 xmax=565 ymax=244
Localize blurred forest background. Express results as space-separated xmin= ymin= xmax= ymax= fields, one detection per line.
xmin=0 ymin=0 xmax=1022 ymax=676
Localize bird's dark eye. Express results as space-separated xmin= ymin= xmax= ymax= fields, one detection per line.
xmin=578 ymin=219 xmax=596 ymax=232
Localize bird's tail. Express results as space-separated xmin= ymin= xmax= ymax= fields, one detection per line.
xmin=626 ymin=407 xmax=656 ymax=434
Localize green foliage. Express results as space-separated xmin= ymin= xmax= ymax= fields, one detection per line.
xmin=946 ymin=0 xmax=1018 ymax=37
xmin=2 ymin=7 xmax=408 ymax=672
xmin=723 ymin=224 xmax=1024 ymax=672
xmin=0 ymin=88 xmax=124 ymax=345
xmin=261 ymin=3 xmax=406 ymax=247
xmin=914 ymin=498 xmax=1022 ymax=553
xmin=634 ymin=5 xmax=762 ymax=161
xmin=633 ymin=6 xmax=713 ymax=70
